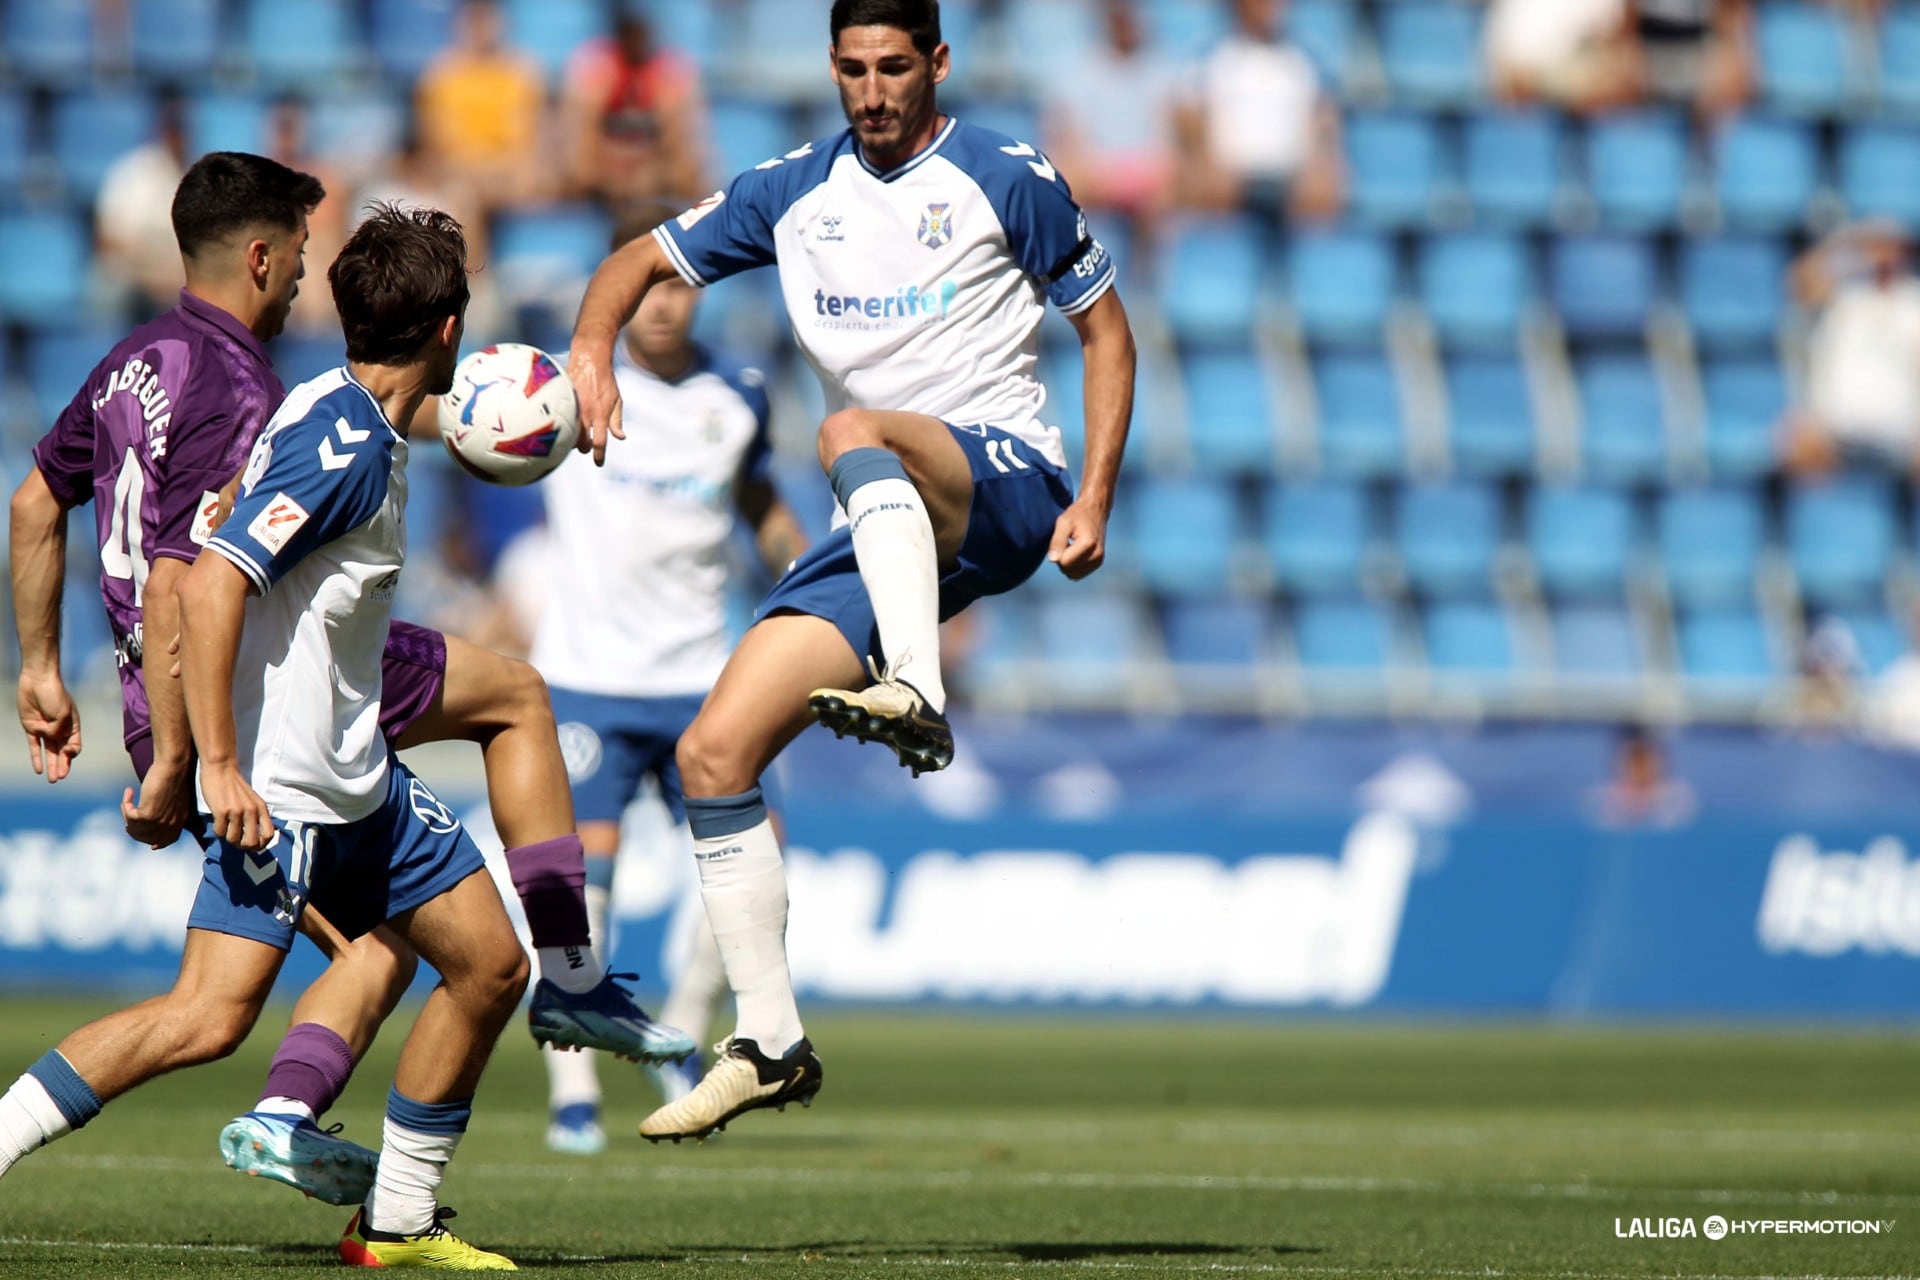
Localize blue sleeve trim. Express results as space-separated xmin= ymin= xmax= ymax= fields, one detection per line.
xmin=205 ymin=538 xmax=273 ymax=594
xmin=653 ymin=225 xmax=707 ymax=288
xmin=1055 ymin=259 xmax=1118 ymax=316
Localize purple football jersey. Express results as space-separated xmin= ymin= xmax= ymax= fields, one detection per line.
xmin=31 ymin=290 xmax=285 ymax=752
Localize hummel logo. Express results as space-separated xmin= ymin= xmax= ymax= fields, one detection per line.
xmin=999 ymin=142 xmax=1057 ymax=184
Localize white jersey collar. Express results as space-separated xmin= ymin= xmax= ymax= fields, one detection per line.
xmin=854 ymin=115 xmax=958 ymax=183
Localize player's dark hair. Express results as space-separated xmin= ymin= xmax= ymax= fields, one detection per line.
xmin=329 ymin=203 xmax=471 ymax=365
xmin=170 ymin=151 xmax=325 ymax=260
xmin=830 ymin=0 xmax=941 ymax=55
xmin=610 ymin=201 xmax=684 ymax=253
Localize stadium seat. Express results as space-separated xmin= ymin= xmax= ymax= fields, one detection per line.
xmin=1529 ymin=486 xmax=1634 ymax=599
xmin=0 ymin=94 xmax=28 ymax=199
xmin=1881 ymin=6 xmax=1920 ymax=113
xmin=1289 ymin=228 xmax=1393 ymax=344
xmin=1263 ymin=481 xmax=1369 ymax=595
xmin=1345 ymin=112 xmax=1443 ymax=227
xmin=1680 ymin=236 xmax=1786 ymax=351
xmin=1551 ymin=235 xmax=1655 ymax=342
xmin=709 ymin=98 xmax=795 ymax=177
xmin=0 ymin=213 xmax=88 ymax=326
xmin=1713 ymin=116 xmax=1820 ymax=230
xmin=4 ymin=0 xmax=94 ymax=84
xmin=1551 ymin=603 xmax=1641 ymax=677
xmin=1396 ymin=483 xmax=1500 ymax=599
xmin=188 ymin=92 xmax=269 ymax=155
xmin=505 ymin=0 xmax=605 ymax=81
xmin=958 ymin=594 xmax=1034 ymax=691
xmin=955 ymin=99 xmax=1042 ymax=150
xmin=1587 ymin=111 xmax=1689 ymax=229
xmin=1164 ymin=218 xmax=1265 ymax=344
xmin=1700 ymin=356 xmax=1785 ymax=479
xmin=1314 ymin=351 xmax=1405 ymax=479
xmin=1424 ymin=600 xmax=1517 ymax=676
xmin=131 ymin=0 xmax=223 ymax=79
xmin=1163 ymin=596 xmax=1269 ymax=679
xmin=1291 ymin=0 xmax=1359 ymax=89
xmin=1140 ymin=0 xmax=1229 ymax=61
xmin=1445 ymin=353 xmax=1536 ymax=477
xmin=1839 ymin=123 xmax=1920 ymax=224
xmin=244 ymin=0 xmax=361 ymax=86
xmin=491 ymin=205 xmax=615 ymax=304
xmin=27 ymin=329 xmax=120 ymax=429
xmin=309 ymin=94 xmax=407 ymax=170
xmin=1677 ymin=607 xmax=1776 ymax=684
xmin=271 ymin=334 xmax=348 ymax=389
xmin=1755 ymin=1 xmax=1853 ymax=116
xmin=1833 ymin=608 xmax=1906 ymax=675
xmin=1379 ymin=2 xmax=1483 ymax=106
xmin=1419 ymin=233 xmax=1529 ymax=347
xmin=1133 ymin=477 xmax=1241 ymax=597
xmin=1293 ymin=599 xmax=1394 ymax=672
xmin=1182 ymin=349 xmax=1278 ymax=474
xmin=1034 ymin=591 xmax=1150 ymax=702
xmin=1789 ymin=479 xmax=1895 ymax=608
xmin=1462 ymin=109 xmax=1562 ymax=227
xmin=370 ymin=0 xmax=456 ymax=80
xmin=1004 ymin=0 xmax=1103 ymax=83
xmin=1659 ymin=487 xmax=1763 ymax=608
xmin=1577 ymin=354 xmax=1669 ymax=484
xmin=53 ymin=91 xmax=155 ymax=202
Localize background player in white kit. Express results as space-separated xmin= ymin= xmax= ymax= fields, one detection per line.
xmin=536 ymin=206 xmax=807 ymax=1155
xmin=567 ymin=0 xmax=1136 ymax=1142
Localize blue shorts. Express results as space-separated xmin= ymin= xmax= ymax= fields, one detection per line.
xmin=550 ymin=687 xmax=786 ymax=823
xmin=184 ymin=760 xmax=486 ymax=950
xmin=757 ymin=422 xmax=1074 ymax=663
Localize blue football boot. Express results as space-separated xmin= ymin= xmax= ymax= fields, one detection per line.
xmin=527 ymin=972 xmax=696 ymax=1063
xmin=219 ymin=1111 xmax=378 ymax=1205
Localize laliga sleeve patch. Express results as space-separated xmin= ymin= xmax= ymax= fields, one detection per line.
xmin=678 ymin=191 xmax=725 ymax=230
xmin=190 ymin=490 xmax=223 ymax=546
xmin=247 ymin=492 xmax=310 ymax=554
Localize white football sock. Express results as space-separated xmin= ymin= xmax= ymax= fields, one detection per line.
xmin=257 ymin=1096 xmax=316 ymax=1122
xmin=659 ymin=905 xmax=727 ymax=1046
xmin=0 ymin=1076 xmax=69 ymax=1176
xmin=535 ymin=945 xmax=601 ymax=993
xmin=543 ymin=1042 xmax=600 ymax=1111
xmin=839 ymin=465 xmax=947 ymax=712
xmin=689 ymin=807 xmax=803 ymax=1055
xmin=584 ymin=882 xmax=612 ymax=971
xmin=366 ymin=1102 xmax=467 ymax=1236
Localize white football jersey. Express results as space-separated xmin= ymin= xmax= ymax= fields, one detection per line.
xmin=205 ymin=368 xmax=407 ymax=824
xmin=653 ymin=117 xmax=1116 ymax=471
xmin=531 ymin=343 xmax=772 ymax=697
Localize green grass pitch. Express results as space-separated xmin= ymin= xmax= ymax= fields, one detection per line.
xmin=0 ymin=998 xmax=1915 ymax=1278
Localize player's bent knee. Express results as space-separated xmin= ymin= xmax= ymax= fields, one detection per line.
xmin=506 ymin=658 xmax=556 ymax=730
xmin=676 ymin=723 xmax=753 ymax=800
xmin=816 ymin=409 xmax=885 ymax=467
xmin=165 ymin=999 xmax=261 ymax=1066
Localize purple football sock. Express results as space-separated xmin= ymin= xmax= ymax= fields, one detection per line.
xmin=259 ymin=1023 xmax=355 ymax=1117
xmin=505 ymin=834 xmax=591 ymax=949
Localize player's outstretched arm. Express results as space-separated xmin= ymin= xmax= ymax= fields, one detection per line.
xmin=1050 ymin=288 xmax=1136 ymax=581
xmin=10 ymin=467 xmax=81 ymax=780
xmin=568 ymin=232 xmax=681 ymax=466
xmin=177 ymin=554 xmax=272 ymax=850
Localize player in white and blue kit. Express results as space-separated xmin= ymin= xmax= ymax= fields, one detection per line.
xmin=567 ymin=0 xmax=1136 ymax=1141
xmin=537 ymin=206 xmax=807 ymax=1154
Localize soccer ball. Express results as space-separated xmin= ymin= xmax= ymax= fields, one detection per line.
xmin=438 ymin=344 xmax=580 ymax=486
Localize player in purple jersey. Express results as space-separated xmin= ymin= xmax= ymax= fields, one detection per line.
xmin=7 ymin=152 xmax=691 ymax=1205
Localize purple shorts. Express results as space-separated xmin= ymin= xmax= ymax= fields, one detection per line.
xmin=126 ymin=620 xmax=448 ymax=780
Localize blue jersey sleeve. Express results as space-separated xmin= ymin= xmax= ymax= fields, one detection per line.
xmin=653 ymin=137 xmax=840 ymax=287
xmin=205 ymin=407 xmax=391 ymax=594
xmin=966 ymin=128 xmax=1117 ymax=316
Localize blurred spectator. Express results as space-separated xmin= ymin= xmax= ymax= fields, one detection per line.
xmin=1588 ymin=723 xmax=1697 ymax=828
xmin=1042 ymin=0 xmax=1178 ymax=239
xmin=417 ymin=0 xmax=549 ymax=211
xmin=1485 ymin=0 xmax=1645 ymax=115
xmin=266 ymin=95 xmax=350 ymax=335
xmin=1173 ymin=0 xmax=1344 ymax=224
xmin=559 ymin=8 xmax=708 ymax=209
xmin=95 ymin=92 xmax=189 ymax=323
xmin=1797 ymin=614 xmax=1865 ymax=729
xmin=1633 ymin=0 xmax=1752 ymax=118
xmin=1783 ymin=221 xmax=1920 ymax=478
xmin=357 ymin=127 xmax=506 ymax=339
xmin=1863 ymin=608 xmax=1920 ymax=750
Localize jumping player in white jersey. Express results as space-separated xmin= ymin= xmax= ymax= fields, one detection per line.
xmin=567 ymin=0 xmax=1136 ymax=1141
xmin=535 ymin=205 xmax=807 ymax=1155
xmin=0 ymin=208 xmax=520 ymax=1269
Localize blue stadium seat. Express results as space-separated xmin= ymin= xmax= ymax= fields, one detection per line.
xmin=1005 ymin=0 xmax=1103 ymax=84
xmin=1182 ymin=349 xmax=1277 ymax=474
xmin=271 ymin=335 xmax=347 ymax=389
xmin=1659 ymin=487 xmax=1763 ymax=608
xmin=1755 ymin=1 xmax=1853 ymax=115
xmin=1587 ymin=111 xmax=1689 ymax=229
xmin=957 ymin=594 xmax=1033 ymax=691
xmin=1462 ymin=109 xmax=1561 ymax=226
xmin=188 ymin=92 xmax=269 ymax=155
xmin=1789 ymin=479 xmax=1895 ymax=608
xmin=1264 ymin=481 xmax=1368 ymax=595
xmin=1834 ymin=608 xmax=1905 ymax=675
xmin=505 ymin=0 xmax=606 ymax=81
xmin=1314 ymin=351 xmax=1404 ymax=478
xmin=1530 ymin=487 xmax=1634 ymax=599
xmin=370 ymin=0 xmax=456 ymax=80
xmin=1578 ymin=354 xmax=1668 ymax=483
xmin=1164 ymin=596 xmax=1269 ymax=676
xmin=1678 ymin=607 xmax=1776 ymax=684
xmin=61 ymin=568 xmax=115 ymax=679
xmin=1289 ymin=228 xmax=1393 ymax=344
xmin=53 ymin=91 xmax=155 ymax=202
xmin=245 ymin=0 xmax=360 ymax=86
xmin=1164 ymin=217 xmax=1265 ymax=344
xmin=1396 ymin=483 xmax=1500 ymax=598
xmin=491 ymin=205 xmax=615 ymax=303
xmin=1424 ymin=601 xmax=1517 ymax=676
xmin=1294 ymin=600 xmax=1394 ymax=672
xmin=1552 ymin=603 xmax=1641 ymax=677
xmin=1379 ymin=2 xmax=1483 ymax=106
xmin=1839 ymin=123 xmax=1920 ymax=223
xmin=1034 ymin=592 xmax=1148 ymax=701
xmin=4 ymin=0 xmax=94 ymax=84
xmin=1881 ymin=7 xmax=1920 ymax=112
xmin=1680 ymin=236 xmax=1786 ymax=351
xmin=1714 ymin=116 xmax=1819 ymax=230
xmin=309 ymin=94 xmax=407 ymax=170
xmin=1446 ymin=353 xmax=1535 ymax=477
xmin=131 ymin=0 xmax=222 ymax=79
xmin=1140 ymin=0 xmax=1229 ymax=61
xmin=1291 ymin=0 xmax=1358 ymax=89
xmin=0 ymin=213 xmax=88 ymax=326
xmin=1346 ymin=112 xmax=1442 ymax=227
xmin=1551 ymin=235 xmax=1654 ymax=342
xmin=1700 ymin=356 xmax=1785 ymax=479
xmin=1420 ymin=232 xmax=1528 ymax=347
xmin=709 ymin=99 xmax=794 ymax=177
xmin=955 ymin=98 xmax=1042 ymax=151
xmin=27 ymin=330 xmax=117 ymax=433
xmin=0 ymin=95 xmax=28 ymax=198
xmin=1133 ymin=477 xmax=1241 ymax=596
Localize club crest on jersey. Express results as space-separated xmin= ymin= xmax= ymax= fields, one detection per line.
xmin=917 ymin=202 xmax=954 ymax=249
